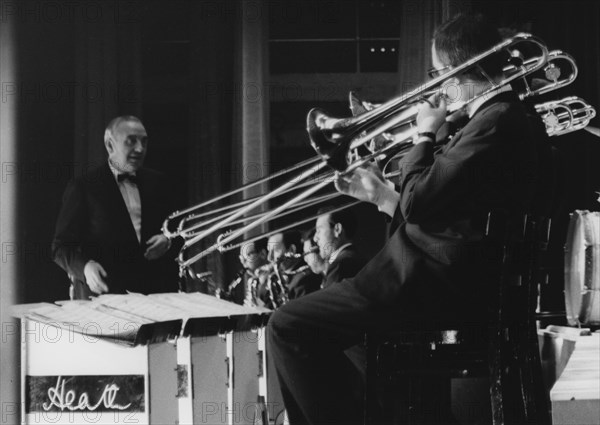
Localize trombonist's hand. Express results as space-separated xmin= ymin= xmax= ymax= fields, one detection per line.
xmin=416 ymin=93 xmax=447 ymax=142
xmin=334 ymin=162 xmax=400 ymax=218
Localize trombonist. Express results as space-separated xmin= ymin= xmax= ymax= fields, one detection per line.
xmin=314 ymin=206 xmax=366 ymax=289
xmin=266 ymin=13 xmax=555 ymax=425
xmin=289 ymin=230 xmax=325 ymax=299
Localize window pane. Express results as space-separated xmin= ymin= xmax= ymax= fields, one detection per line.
xmin=359 ymin=41 xmax=399 ymax=72
xmin=271 ymin=41 xmax=357 ymax=74
xmin=269 ymin=0 xmax=356 ymax=40
xmin=358 ymin=0 xmax=402 ymax=38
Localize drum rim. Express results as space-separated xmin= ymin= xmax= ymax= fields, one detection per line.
xmin=564 ymin=210 xmax=600 ymax=326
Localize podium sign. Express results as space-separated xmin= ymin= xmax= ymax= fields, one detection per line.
xmin=14 ymin=293 xmax=271 ymax=425
xmin=20 ymin=319 xmax=178 ymax=424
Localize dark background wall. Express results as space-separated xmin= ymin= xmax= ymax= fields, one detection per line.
xmin=4 ymin=0 xmax=599 ymax=316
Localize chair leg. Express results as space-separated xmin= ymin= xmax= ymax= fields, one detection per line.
xmin=364 ymin=335 xmax=378 ymax=425
xmin=489 ymin=335 xmax=505 ymax=425
xmin=520 ymin=328 xmax=551 ymax=425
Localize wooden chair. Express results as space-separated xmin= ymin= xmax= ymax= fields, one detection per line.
xmin=364 ymin=212 xmax=552 ymax=425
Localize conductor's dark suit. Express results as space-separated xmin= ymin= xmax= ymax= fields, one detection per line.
xmin=52 ymin=164 xmax=179 ymax=299
xmin=267 ymin=91 xmax=551 ymax=424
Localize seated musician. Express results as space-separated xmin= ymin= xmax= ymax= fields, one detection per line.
xmin=286 ymin=230 xmax=325 ymax=299
xmin=301 ymin=229 xmax=327 ymax=281
xmin=51 ymin=116 xmax=179 ymax=299
xmin=266 ymin=13 xmax=552 ymax=425
xmin=219 ymin=239 xmax=268 ymax=306
xmin=258 ymin=230 xmax=321 ymax=308
xmin=314 ymin=207 xmax=366 ymax=288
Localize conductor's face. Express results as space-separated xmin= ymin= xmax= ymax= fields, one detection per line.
xmin=107 ymin=120 xmax=148 ymax=173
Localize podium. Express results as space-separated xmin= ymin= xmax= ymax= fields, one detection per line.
xmin=13 ymin=293 xmax=271 ymax=425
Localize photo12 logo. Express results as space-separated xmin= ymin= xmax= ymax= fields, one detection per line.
xmin=113 ymin=0 xmax=142 ymax=24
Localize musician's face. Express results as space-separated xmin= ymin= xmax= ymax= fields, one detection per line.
xmin=314 ymin=214 xmax=337 ymax=261
xmin=303 ymin=239 xmax=326 ymax=275
xmin=106 ymin=120 xmax=148 ymax=173
xmin=431 ymin=43 xmax=447 ymax=75
xmin=267 ymin=233 xmax=286 ymax=263
xmin=239 ymin=242 xmax=266 ymax=271
xmin=431 ymin=43 xmax=465 ymax=104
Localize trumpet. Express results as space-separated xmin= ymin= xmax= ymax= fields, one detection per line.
xmin=170 ymin=33 xmax=595 ymax=273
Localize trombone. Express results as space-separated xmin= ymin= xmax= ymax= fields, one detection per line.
xmin=171 ymin=33 xmax=557 ymax=270
xmin=536 ymin=96 xmax=597 ymax=137
xmin=518 ymin=50 xmax=578 ymax=99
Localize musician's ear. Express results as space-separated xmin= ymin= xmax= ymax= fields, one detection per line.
xmin=104 ymin=129 xmax=114 ymax=154
xmin=333 ymin=223 xmax=343 ymax=238
xmin=105 ymin=139 xmax=113 ymax=153
xmin=289 ymin=244 xmax=297 ymax=254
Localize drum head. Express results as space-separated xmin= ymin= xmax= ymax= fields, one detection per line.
xmin=564 ymin=210 xmax=600 ymax=326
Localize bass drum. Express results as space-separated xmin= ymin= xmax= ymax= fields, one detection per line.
xmin=564 ymin=210 xmax=600 ymax=326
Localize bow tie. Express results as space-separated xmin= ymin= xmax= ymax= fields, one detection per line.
xmin=117 ymin=173 xmax=137 ymax=184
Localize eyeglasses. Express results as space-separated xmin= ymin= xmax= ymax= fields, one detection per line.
xmin=427 ymin=65 xmax=451 ymax=79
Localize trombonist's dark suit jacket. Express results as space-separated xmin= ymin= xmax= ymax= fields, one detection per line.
xmin=52 ymin=163 xmax=179 ymax=299
xmin=354 ymin=90 xmax=546 ymax=320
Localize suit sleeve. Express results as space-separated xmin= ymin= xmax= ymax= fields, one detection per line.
xmin=396 ymin=106 xmax=525 ymax=224
xmin=51 ymin=180 xmax=90 ymax=282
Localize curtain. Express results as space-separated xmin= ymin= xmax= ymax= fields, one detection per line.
xmin=0 ymin=2 xmax=21 ymax=422
xmin=73 ymin=2 xmax=143 ymax=175
xmin=397 ymin=0 xmax=471 ymax=94
xmin=187 ymin=0 xmax=270 ymax=286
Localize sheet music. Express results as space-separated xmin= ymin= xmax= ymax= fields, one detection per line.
xmin=147 ymin=293 xmax=243 ymax=317
xmin=14 ymin=292 xmax=270 ymax=345
xmin=24 ymin=303 xmax=143 ymax=343
xmin=93 ymin=293 xmax=184 ymax=322
xmin=149 ymin=292 xmax=270 ymax=317
xmin=9 ymin=302 xmax=59 ymax=319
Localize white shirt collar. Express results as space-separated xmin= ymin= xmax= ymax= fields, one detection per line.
xmin=108 ymin=160 xmax=137 ymax=182
xmin=467 ymin=85 xmax=512 ymax=118
xmin=328 ymin=243 xmax=352 ymax=265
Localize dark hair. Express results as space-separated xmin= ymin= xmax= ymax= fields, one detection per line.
xmin=253 ymin=237 xmax=267 ymax=253
xmin=239 ymin=237 xmax=267 ymax=258
xmin=302 ymin=228 xmax=317 ymax=247
xmin=317 ymin=206 xmax=358 ymax=239
xmin=433 ymin=13 xmax=506 ymax=80
xmin=282 ymin=230 xmax=302 ymax=252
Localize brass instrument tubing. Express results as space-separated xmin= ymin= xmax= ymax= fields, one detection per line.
xmin=180 ymin=161 xmax=329 ymax=254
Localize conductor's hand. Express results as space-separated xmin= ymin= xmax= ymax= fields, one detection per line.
xmin=417 ymin=93 xmax=447 ymax=136
xmin=83 ymin=260 xmax=109 ymax=295
xmin=144 ymin=234 xmax=170 ymax=260
xmin=334 ymin=163 xmax=400 ymax=217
